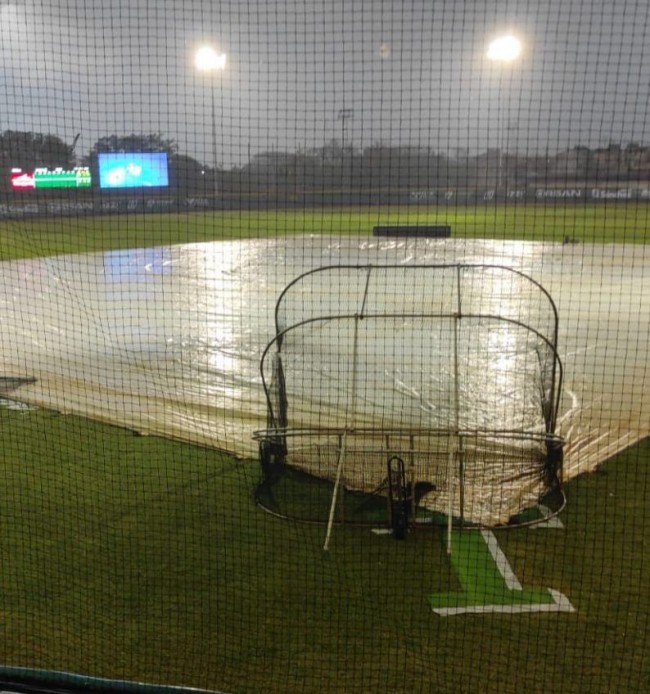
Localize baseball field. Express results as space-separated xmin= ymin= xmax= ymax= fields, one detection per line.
xmin=0 ymin=203 xmax=648 ymax=693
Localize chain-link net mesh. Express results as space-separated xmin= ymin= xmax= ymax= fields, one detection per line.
xmin=0 ymin=1 xmax=649 ymax=692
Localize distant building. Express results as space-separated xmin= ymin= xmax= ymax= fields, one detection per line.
xmin=547 ymin=146 xmax=592 ymax=181
xmin=546 ymin=143 xmax=650 ymax=182
xmin=592 ymin=144 xmax=623 ymax=178
xmin=472 ymin=149 xmax=500 ymax=186
xmin=623 ymin=143 xmax=650 ymax=177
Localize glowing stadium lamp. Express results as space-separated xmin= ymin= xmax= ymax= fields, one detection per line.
xmin=195 ymin=45 xmax=227 ymax=73
xmin=487 ymin=34 xmax=523 ymax=189
xmin=486 ymin=34 xmax=522 ymax=63
xmin=194 ymin=45 xmax=227 ymax=196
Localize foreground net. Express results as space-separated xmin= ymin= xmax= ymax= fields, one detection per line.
xmin=1 ymin=0 xmax=649 ymax=692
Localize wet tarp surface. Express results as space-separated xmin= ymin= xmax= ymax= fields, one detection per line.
xmin=1 ymin=237 xmax=648 ymax=491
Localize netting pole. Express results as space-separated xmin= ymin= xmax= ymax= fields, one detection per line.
xmin=455 ymin=266 xmax=465 ymax=526
xmin=323 ymin=433 xmax=347 ymax=551
xmin=446 ymin=268 xmax=464 ymax=556
xmin=409 ymin=434 xmax=416 ymax=520
xmin=323 ymin=313 xmax=361 ymax=551
xmin=447 ymin=450 xmax=454 ymax=555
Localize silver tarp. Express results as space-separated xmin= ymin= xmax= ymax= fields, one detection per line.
xmin=0 ymin=237 xmax=648 ymax=521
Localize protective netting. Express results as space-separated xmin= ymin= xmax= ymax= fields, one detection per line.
xmin=0 ymin=1 xmax=649 ymax=693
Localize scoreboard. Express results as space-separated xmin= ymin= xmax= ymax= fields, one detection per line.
xmin=11 ymin=167 xmax=92 ymax=190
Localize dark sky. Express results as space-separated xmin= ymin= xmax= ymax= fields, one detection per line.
xmin=1 ymin=0 xmax=649 ymax=167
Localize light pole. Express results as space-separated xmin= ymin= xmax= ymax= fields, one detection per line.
xmin=337 ymin=108 xmax=354 ymax=176
xmin=487 ymin=34 xmax=522 ymax=190
xmin=195 ymin=45 xmax=227 ymax=197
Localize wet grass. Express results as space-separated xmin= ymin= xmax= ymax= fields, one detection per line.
xmin=0 ymin=202 xmax=649 ymax=261
xmin=0 ymin=407 xmax=648 ymax=693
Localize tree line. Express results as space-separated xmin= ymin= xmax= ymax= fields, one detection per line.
xmin=1 ymin=130 xmax=649 ymax=196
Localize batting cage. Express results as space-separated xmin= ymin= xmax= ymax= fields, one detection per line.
xmin=254 ymin=264 xmax=565 ymax=547
xmin=0 ymin=1 xmax=649 ymax=693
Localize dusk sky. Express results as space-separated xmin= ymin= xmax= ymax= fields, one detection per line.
xmin=1 ymin=0 xmax=649 ymax=167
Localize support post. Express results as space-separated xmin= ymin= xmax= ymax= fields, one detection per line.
xmin=323 ymin=314 xmax=360 ymax=551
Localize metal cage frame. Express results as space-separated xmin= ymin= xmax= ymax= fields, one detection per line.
xmin=253 ymin=264 xmax=565 ymax=547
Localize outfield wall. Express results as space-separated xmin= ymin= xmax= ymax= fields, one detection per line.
xmin=2 ymin=185 xmax=650 ymax=218
xmin=410 ymin=185 xmax=650 ymax=203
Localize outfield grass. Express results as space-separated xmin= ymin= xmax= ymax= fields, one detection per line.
xmin=0 ymin=407 xmax=648 ymax=693
xmin=0 ymin=202 xmax=649 ymax=261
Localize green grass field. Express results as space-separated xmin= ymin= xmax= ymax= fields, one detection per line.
xmin=0 ymin=408 xmax=648 ymax=693
xmin=1 ymin=202 xmax=649 ymax=261
xmin=0 ymin=204 xmax=648 ymax=692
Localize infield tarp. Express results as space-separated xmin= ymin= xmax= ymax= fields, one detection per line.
xmin=0 ymin=237 xmax=647 ymax=500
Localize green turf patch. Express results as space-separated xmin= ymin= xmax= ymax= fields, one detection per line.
xmin=429 ymin=530 xmax=565 ymax=614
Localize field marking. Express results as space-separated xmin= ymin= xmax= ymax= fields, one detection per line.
xmin=433 ymin=589 xmax=575 ymax=616
xmin=532 ymin=504 xmax=564 ymax=529
xmin=430 ymin=530 xmax=575 ymax=616
xmin=480 ymin=530 xmax=522 ymax=590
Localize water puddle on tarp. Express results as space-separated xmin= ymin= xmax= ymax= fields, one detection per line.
xmin=0 ymin=236 xmax=648 ymax=486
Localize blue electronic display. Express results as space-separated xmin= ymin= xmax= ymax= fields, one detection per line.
xmin=98 ymin=152 xmax=169 ymax=189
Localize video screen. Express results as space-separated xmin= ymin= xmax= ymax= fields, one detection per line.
xmin=98 ymin=152 xmax=169 ymax=189
xmin=10 ymin=167 xmax=92 ymax=190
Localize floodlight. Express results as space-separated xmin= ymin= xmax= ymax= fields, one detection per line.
xmin=194 ymin=45 xmax=227 ymax=73
xmin=487 ymin=34 xmax=522 ymax=63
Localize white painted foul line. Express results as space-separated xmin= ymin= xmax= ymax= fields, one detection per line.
xmin=480 ymin=530 xmax=523 ymax=591
xmin=433 ymin=589 xmax=576 ymax=616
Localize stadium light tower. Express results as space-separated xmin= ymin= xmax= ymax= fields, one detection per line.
xmin=195 ymin=45 xmax=227 ymax=196
xmin=337 ymin=108 xmax=354 ymax=181
xmin=487 ymin=34 xmax=523 ymax=190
